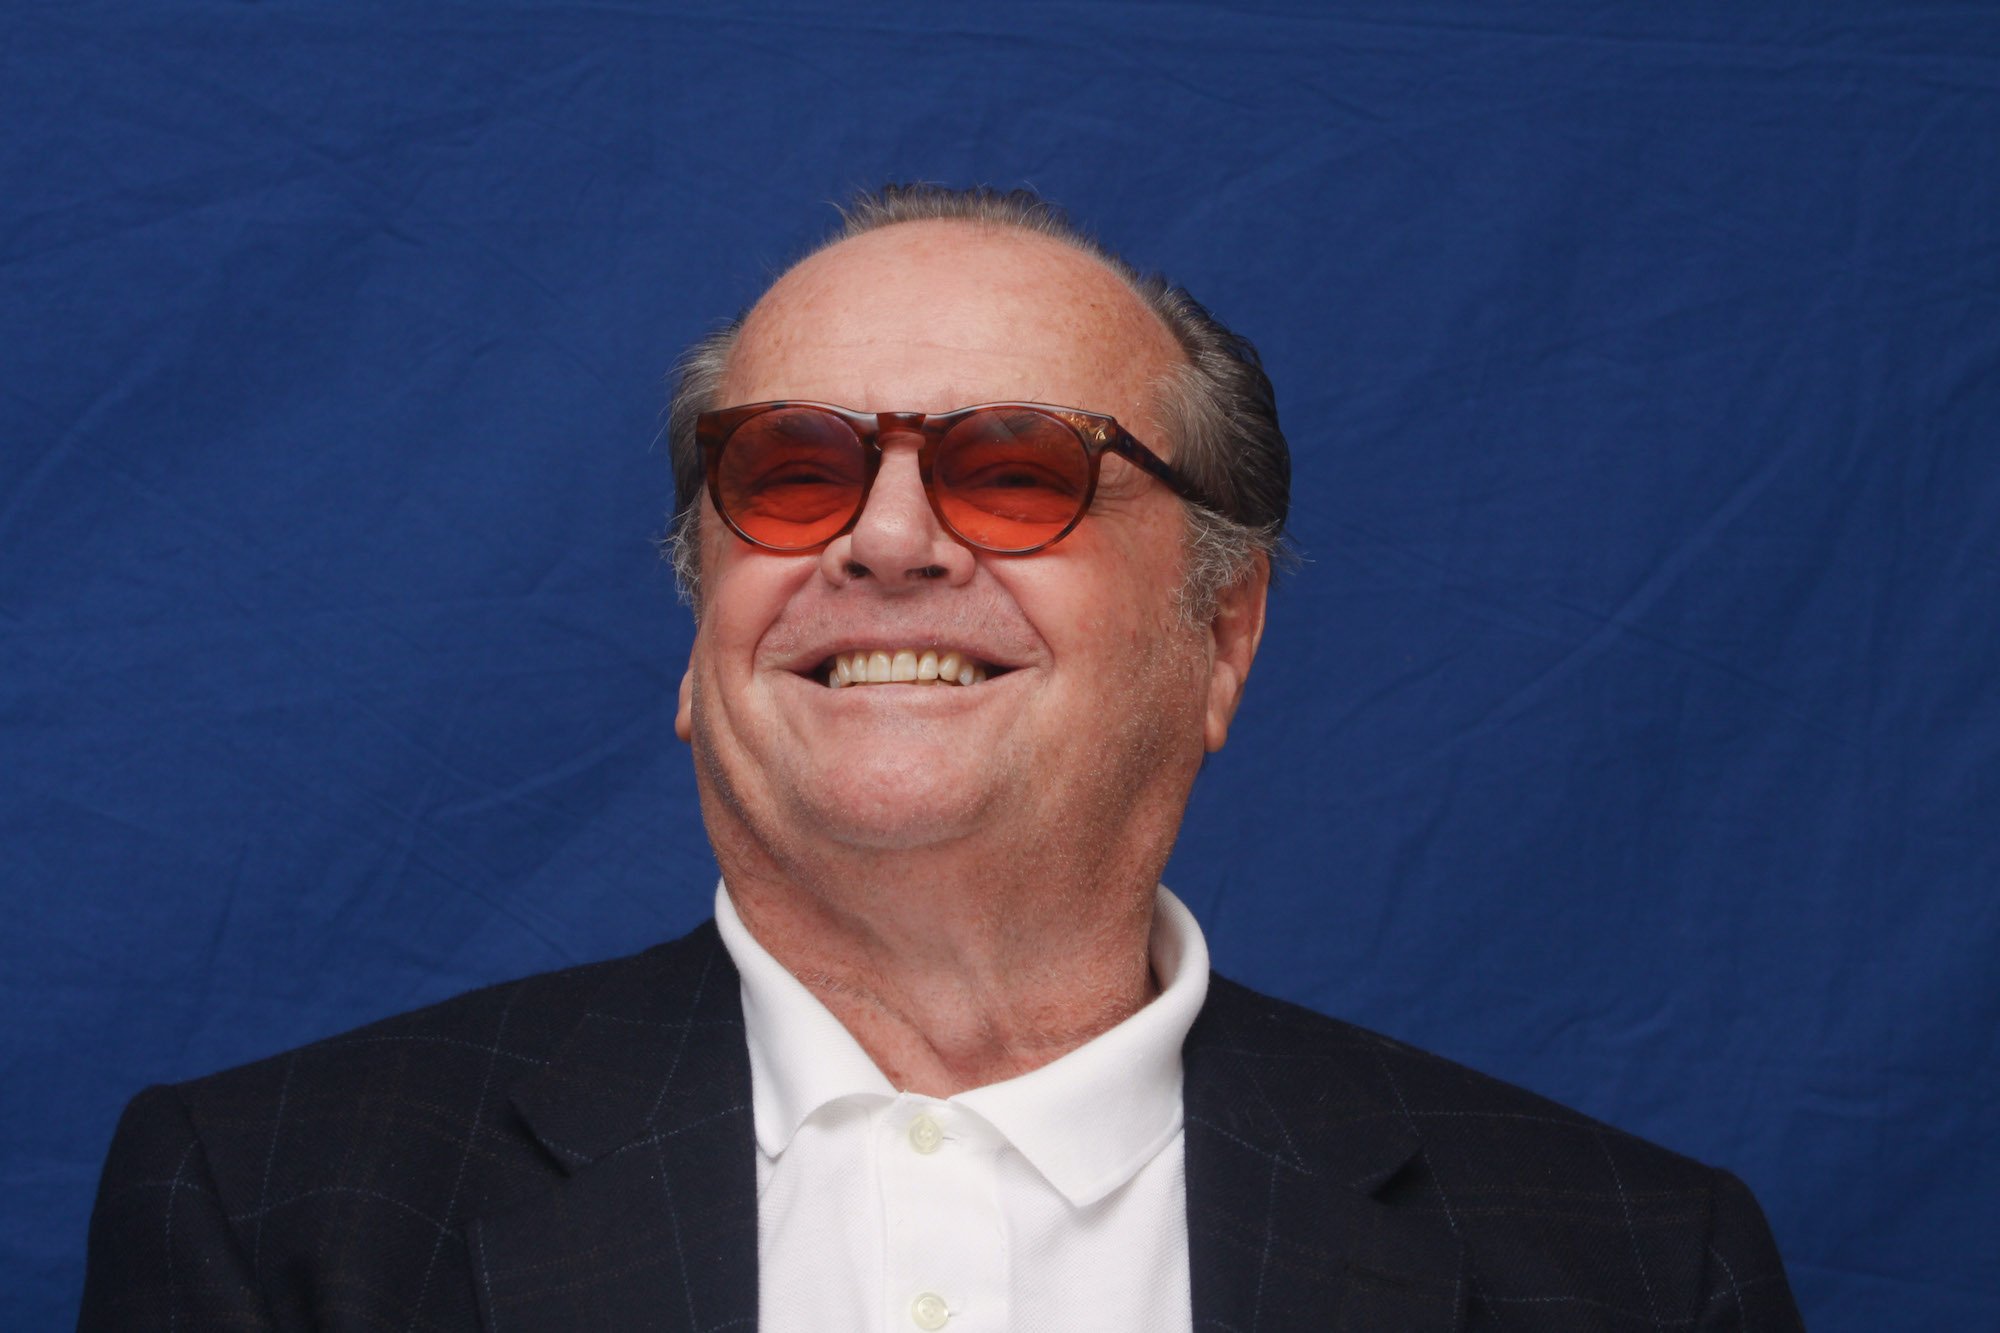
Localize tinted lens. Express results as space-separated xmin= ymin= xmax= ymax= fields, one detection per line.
xmin=934 ymin=410 xmax=1091 ymax=551
xmin=715 ymin=408 xmax=868 ymax=549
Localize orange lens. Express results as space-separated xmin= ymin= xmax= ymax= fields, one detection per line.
xmin=933 ymin=410 xmax=1091 ymax=551
xmin=715 ymin=408 xmax=868 ymax=549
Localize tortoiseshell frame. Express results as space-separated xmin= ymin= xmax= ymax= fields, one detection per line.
xmin=695 ymin=401 xmax=1210 ymax=555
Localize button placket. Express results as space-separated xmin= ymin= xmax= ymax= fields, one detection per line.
xmin=880 ymin=1097 xmax=1003 ymax=1331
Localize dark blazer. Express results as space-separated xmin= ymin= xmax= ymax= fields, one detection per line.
xmin=81 ymin=922 xmax=1802 ymax=1330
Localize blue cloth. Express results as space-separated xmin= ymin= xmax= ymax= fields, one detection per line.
xmin=4 ymin=3 xmax=1994 ymax=1326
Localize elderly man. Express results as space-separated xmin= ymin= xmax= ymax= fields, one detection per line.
xmin=82 ymin=186 xmax=1801 ymax=1330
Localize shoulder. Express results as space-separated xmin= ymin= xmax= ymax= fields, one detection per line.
xmin=1187 ymin=975 xmax=1802 ymax=1329
xmin=1193 ymin=971 xmax=1709 ymax=1185
xmin=85 ymin=922 xmax=739 ymax=1327
xmin=168 ymin=920 xmax=729 ymax=1159
xmin=95 ymin=935 xmax=726 ymax=1232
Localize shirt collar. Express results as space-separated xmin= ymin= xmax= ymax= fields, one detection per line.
xmin=715 ymin=880 xmax=1210 ymax=1209
xmin=715 ymin=883 xmax=896 ymax=1157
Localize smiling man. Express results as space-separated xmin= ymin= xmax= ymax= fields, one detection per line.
xmin=82 ymin=186 xmax=1801 ymax=1330
xmin=675 ymin=208 xmax=1261 ymax=1106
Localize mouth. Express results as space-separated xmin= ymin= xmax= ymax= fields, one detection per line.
xmin=817 ymin=648 xmax=1005 ymax=689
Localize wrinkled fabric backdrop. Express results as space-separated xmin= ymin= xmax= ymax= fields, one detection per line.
xmin=5 ymin=2 xmax=1996 ymax=1327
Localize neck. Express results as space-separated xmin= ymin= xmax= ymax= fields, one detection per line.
xmin=720 ymin=837 xmax=1168 ymax=1097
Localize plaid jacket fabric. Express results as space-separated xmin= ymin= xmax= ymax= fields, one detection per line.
xmin=81 ymin=921 xmax=1802 ymax=1330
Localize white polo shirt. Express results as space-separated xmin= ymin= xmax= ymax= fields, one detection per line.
xmin=715 ymin=882 xmax=1208 ymax=1333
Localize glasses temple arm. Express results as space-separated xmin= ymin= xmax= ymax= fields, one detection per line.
xmin=1108 ymin=436 xmax=1217 ymax=510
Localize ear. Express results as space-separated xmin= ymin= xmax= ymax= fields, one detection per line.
xmin=1203 ymin=556 xmax=1269 ymax=752
xmin=674 ymin=661 xmax=695 ymax=743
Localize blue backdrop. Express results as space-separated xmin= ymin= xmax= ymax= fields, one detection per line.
xmin=5 ymin=3 xmax=1995 ymax=1326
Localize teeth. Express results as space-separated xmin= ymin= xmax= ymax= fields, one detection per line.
xmin=823 ymin=649 xmax=995 ymax=688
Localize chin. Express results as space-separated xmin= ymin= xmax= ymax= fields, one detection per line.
xmin=785 ymin=767 xmax=1001 ymax=853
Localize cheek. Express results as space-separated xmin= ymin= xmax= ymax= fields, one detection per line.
xmin=999 ymin=548 xmax=1192 ymax=683
xmin=698 ymin=543 xmax=802 ymax=646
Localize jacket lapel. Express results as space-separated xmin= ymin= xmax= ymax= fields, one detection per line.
xmin=467 ymin=924 xmax=760 ymax=1332
xmin=1185 ymin=976 xmax=1468 ymax=1332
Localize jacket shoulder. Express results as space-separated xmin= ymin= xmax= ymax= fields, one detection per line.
xmin=85 ymin=923 xmax=733 ymax=1328
xmin=1191 ymin=975 xmax=1802 ymax=1330
xmin=173 ymin=923 xmax=728 ymax=1178
xmin=1198 ymin=972 xmax=1714 ymax=1186
xmin=179 ymin=942 xmax=632 ymax=1120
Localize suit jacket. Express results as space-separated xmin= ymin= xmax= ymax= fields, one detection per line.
xmin=81 ymin=921 xmax=1802 ymax=1330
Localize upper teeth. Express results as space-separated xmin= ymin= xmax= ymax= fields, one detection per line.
xmin=827 ymin=649 xmax=989 ymax=687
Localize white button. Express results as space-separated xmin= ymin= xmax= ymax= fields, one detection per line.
xmin=907 ymin=1112 xmax=944 ymax=1154
xmin=910 ymin=1292 xmax=951 ymax=1329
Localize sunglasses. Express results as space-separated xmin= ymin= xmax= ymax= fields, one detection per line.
xmin=696 ymin=401 xmax=1208 ymax=555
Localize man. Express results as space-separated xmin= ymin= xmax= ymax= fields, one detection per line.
xmin=82 ymin=185 xmax=1802 ymax=1330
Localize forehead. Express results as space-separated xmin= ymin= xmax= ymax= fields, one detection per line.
xmin=721 ymin=222 xmax=1184 ymax=432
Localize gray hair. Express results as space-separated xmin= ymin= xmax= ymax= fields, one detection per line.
xmin=664 ymin=184 xmax=1290 ymax=621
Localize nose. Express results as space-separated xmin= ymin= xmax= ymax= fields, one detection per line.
xmin=819 ymin=434 xmax=976 ymax=589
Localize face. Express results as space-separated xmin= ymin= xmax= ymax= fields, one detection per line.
xmin=676 ymin=221 xmax=1263 ymax=866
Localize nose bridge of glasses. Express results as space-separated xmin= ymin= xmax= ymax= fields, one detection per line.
xmin=872 ymin=409 xmax=929 ymax=436
xmin=851 ymin=418 xmax=933 ymax=528
xmin=867 ymin=411 xmax=932 ymax=465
